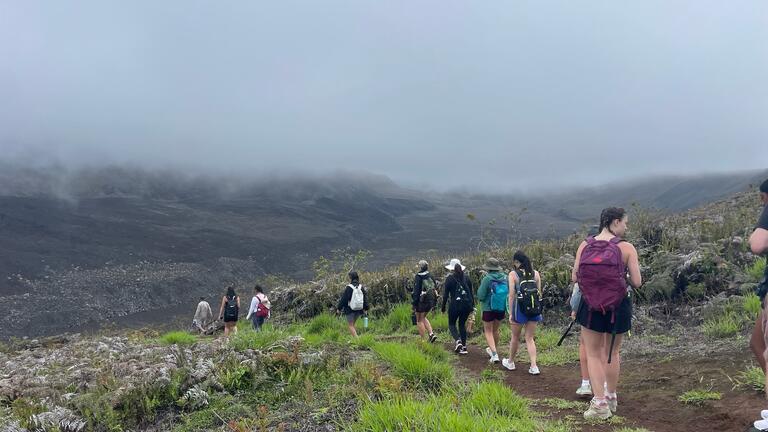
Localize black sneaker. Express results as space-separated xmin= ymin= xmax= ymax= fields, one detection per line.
xmin=429 ymin=333 xmax=437 ymax=343
xmin=459 ymin=346 xmax=468 ymax=355
xmin=454 ymin=340 xmax=462 ymax=353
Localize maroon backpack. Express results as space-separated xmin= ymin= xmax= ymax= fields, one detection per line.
xmin=577 ymin=236 xmax=628 ymax=363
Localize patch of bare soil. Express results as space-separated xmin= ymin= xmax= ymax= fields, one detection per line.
xmin=453 ymin=342 xmax=764 ymax=432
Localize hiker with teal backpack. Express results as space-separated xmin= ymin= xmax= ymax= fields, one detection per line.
xmin=573 ymin=207 xmax=641 ymax=420
xmin=412 ymin=260 xmax=438 ymax=343
xmin=502 ymin=251 xmax=542 ymax=375
xmin=441 ymin=258 xmax=473 ymax=355
xmin=476 ymin=257 xmax=508 ymax=364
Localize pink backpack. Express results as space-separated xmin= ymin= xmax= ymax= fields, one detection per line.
xmin=577 ymin=236 xmax=627 ymax=362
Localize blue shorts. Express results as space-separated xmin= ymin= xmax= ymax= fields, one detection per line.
xmin=512 ymin=303 xmax=542 ymax=324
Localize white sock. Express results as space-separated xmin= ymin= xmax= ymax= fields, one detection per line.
xmin=581 ymin=379 xmax=590 ymax=386
xmin=606 ymin=391 xmax=617 ymax=399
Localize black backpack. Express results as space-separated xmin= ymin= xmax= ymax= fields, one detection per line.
xmin=516 ymin=271 xmax=542 ymax=317
xmin=452 ymin=275 xmax=473 ymax=310
xmin=418 ymin=276 xmax=438 ymax=310
xmin=224 ymin=295 xmax=238 ymax=320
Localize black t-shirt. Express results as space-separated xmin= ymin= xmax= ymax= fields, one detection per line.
xmin=758 ymin=205 xmax=768 ymax=231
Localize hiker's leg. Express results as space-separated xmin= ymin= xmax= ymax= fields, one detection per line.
xmin=416 ymin=312 xmax=427 ymax=337
xmin=582 ymin=328 xmax=607 ymax=399
xmin=762 ymin=308 xmax=768 ymax=397
xmin=492 ymin=320 xmax=501 ymax=348
xmin=579 ymin=333 xmax=590 ymax=380
xmin=483 ymin=321 xmax=497 ymax=353
xmin=509 ymin=323 xmax=523 ymax=360
xmin=458 ymin=310 xmax=469 ymax=346
xmin=231 ymin=323 xmax=238 ymax=335
xmin=750 ymin=312 xmax=767 ymax=371
xmin=424 ymin=315 xmax=434 ymax=335
xmin=447 ymin=308 xmax=460 ymax=342
xmin=604 ymin=334 xmax=623 ymax=394
xmin=525 ymin=322 xmax=538 ymax=368
xmin=347 ymin=319 xmax=358 ymax=338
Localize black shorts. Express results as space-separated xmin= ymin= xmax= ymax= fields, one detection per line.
xmin=576 ymin=296 xmax=632 ymax=334
xmin=224 ymin=315 xmax=238 ymax=323
xmin=482 ymin=310 xmax=506 ymax=322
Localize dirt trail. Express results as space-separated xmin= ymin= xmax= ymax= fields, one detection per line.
xmin=453 ymin=343 xmax=765 ymax=431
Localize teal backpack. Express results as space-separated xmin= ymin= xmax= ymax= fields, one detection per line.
xmin=489 ymin=278 xmax=509 ymax=312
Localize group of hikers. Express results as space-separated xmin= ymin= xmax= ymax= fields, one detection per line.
xmin=188 ymin=179 xmax=768 ymax=427
xmin=191 ymin=284 xmax=272 ymax=336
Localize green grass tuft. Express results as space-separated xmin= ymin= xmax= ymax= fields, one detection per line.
xmin=372 ymin=341 xmax=453 ymax=392
xmin=744 ymin=293 xmax=762 ymax=321
xmin=159 ymin=331 xmax=197 ymax=346
xmin=747 ymin=259 xmax=767 ymax=282
xmin=702 ymin=312 xmax=743 ymax=338
xmin=677 ymin=389 xmax=722 ymax=406
xmin=733 ymin=365 xmax=765 ymax=393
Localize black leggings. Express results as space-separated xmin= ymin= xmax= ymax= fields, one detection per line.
xmin=448 ymin=305 xmax=471 ymax=345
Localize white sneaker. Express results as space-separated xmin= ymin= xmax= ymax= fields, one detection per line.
xmin=501 ymin=358 xmax=516 ymax=370
xmin=485 ymin=347 xmax=493 ymax=358
xmin=489 ymin=353 xmax=500 ymax=364
xmin=755 ymin=419 xmax=768 ymax=430
xmin=762 ymin=409 xmax=768 ymax=420
xmin=528 ymin=366 xmax=540 ymax=375
xmin=454 ymin=340 xmax=462 ymax=353
xmin=576 ymin=383 xmax=593 ymax=396
xmin=606 ymin=394 xmax=617 ymax=413
xmin=584 ymin=399 xmax=611 ymax=420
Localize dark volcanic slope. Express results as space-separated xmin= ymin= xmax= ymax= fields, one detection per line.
xmin=0 ymin=166 xmax=765 ymax=339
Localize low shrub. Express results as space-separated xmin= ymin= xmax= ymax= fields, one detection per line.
xmin=372 ymin=342 xmax=453 ymax=392
xmin=677 ymin=389 xmax=722 ymax=406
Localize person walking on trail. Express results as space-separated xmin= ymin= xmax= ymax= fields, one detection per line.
xmin=476 ymin=257 xmax=509 ymax=364
xmin=502 ymin=251 xmax=543 ymax=375
xmin=747 ymin=179 xmax=768 ymax=431
xmin=572 ymin=207 xmax=641 ymax=420
xmin=441 ymin=258 xmax=474 ymax=355
xmin=570 ymin=283 xmax=592 ymax=396
xmin=337 ymin=271 xmax=369 ymax=338
xmin=245 ymin=285 xmax=271 ymax=332
xmin=218 ymin=286 xmax=241 ymax=337
xmin=412 ymin=260 xmax=438 ymax=343
xmin=192 ymin=297 xmax=213 ymax=334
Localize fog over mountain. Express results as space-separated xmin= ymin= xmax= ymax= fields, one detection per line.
xmin=2 ymin=1 xmax=767 ymax=191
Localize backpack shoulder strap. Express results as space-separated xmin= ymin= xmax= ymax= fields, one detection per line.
xmin=609 ymin=236 xmax=623 ymax=244
xmin=586 ymin=236 xmax=597 ymax=245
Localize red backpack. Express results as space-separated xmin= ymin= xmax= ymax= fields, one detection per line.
xmin=255 ymin=294 xmax=270 ymax=318
xmin=577 ymin=236 xmax=627 ymax=363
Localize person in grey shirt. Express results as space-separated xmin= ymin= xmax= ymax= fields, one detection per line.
xmin=192 ymin=297 xmax=213 ymax=333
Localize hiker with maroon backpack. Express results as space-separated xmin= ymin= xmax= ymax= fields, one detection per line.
xmin=572 ymin=207 xmax=641 ymax=420
xmin=747 ymin=179 xmax=768 ymax=431
xmin=245 ymin=285 xmax=271 ymax=332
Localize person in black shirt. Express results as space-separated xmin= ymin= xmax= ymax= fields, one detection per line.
xmin=441 ymin=259 xmax=474 ymax=354
xmin=748 ymin=179 xmax=768 ymax=431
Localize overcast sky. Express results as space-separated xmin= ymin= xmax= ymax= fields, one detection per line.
xmin=1 ymin=1 xmax=766 ymax=191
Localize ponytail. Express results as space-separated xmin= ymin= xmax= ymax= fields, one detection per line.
xmin=512 ymin=250 xmax=534 ymax=279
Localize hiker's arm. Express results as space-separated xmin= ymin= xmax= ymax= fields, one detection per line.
xmin=245 ymin=297 xmax=256 ymax=320
xmin=476 ymin=277 xmax=488 ymax=302
xmin=507 ymin=272 xmax=517 ymax=312
xmin=572 ymin=241 xmax=586 ymax=283
xmin=751 ymin=228 xmax=768 ymax=255
xmin=411 ymin=276 xmax=421 ymax=309
xmin=535 ymin=271 xmax=542 ymax=297
xmin=218 ymin=297 xmax=225 ymax=319
xmin=626 ymin=244 xmax=642 ymax=289
xmin=441 ymin=278 xmax=449 ymax=312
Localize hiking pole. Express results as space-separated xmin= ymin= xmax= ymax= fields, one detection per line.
xmin=557 ymin=320 xmax=575 ymax=346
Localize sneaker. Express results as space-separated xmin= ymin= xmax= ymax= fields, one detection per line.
xmin=501 ymin=358 xmax=516 ymax=370
xmin=756 ymin=419 xmax=768 ymax=430
xmin=576 ymin=383 xmax=593 ymax=396
xmin=489 ymin=353 xmax=500 ymax=364
xmin=583 ymin=399 xmax=612 ymax=420
xmin=528 ymin=366 xmax=540 ymax=375
xmin=454 ymin=340 xmax=462 ymax=353
xmin=606 ymin=394 xmax=617 ymax=413
xmin=762 ymin=410 xmax=768 ymax=420
xmin=429 ymin=333 xmax=437 ymax=343
xmin=485 ymin=347 xmax=493 ymax=358
xmin=459 ymin=346 xmax=468 ymax=355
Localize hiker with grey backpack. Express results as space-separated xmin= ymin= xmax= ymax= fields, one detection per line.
xmin=502 ymin=250 xmax=543 ymax=375
xmin=441 ymin=258 xmax=474 ymax=355
xmin=412 ymin=260 xmax=438 ymax=343
xmin=336 ymin=271 xmax=369 ymax=338
xmin=572 ymin=207 xmax=641 ymax=421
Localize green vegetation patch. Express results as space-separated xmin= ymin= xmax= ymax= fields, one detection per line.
xmin=677 ymin=389 xmax=722 ymax=406
xmin=537 ymin=398 xmax=586 ymax=411
xmin=372 ymin=341 xmax=453 ymax=392
xmin=733 ymin=365 xmax=765 ymax=393
xmin=159 ymin=331 xmax=197 ymax=346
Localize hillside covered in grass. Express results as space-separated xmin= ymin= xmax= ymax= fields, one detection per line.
xmin=2 ymin=188 xmax=767 ymax=432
